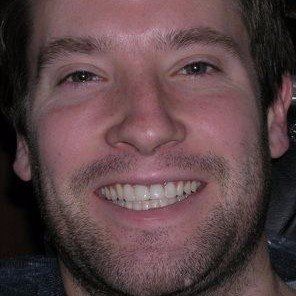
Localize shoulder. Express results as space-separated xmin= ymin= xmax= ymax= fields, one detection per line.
xmin=0 ymin=255 xmax=65 ymax=295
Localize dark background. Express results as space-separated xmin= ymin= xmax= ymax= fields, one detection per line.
xmin=0 ymin=1 xmax=296 ymax=259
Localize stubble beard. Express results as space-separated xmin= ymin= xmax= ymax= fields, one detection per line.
xmin=29 ymin=132 xmax=271 ymax=296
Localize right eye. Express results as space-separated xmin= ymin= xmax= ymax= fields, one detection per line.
xmin=59 ymin=70 xmax=102 ymax=85
xmin=177 ymin=61 xmax=220 ymax=77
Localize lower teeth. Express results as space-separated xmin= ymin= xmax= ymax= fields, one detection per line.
xmin=111 ymin=194 xmax=189 ymax=211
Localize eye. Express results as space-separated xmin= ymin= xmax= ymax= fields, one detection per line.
xmin=59 ymin=70 xmax=102 ymax=85
xmin=179 ymin=61 xmax=219 ymax=76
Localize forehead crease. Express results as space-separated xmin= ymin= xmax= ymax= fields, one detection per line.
xmin=32 ymin=0 xmax=250 ymax=79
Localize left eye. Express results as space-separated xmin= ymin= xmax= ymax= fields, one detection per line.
xmin=179 ymin=62 xmax=217 ymax=76
xmin=59 ymin=70 xmax=101 ymax=84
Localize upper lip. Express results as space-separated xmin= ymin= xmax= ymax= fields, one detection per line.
xmin=91 ymin=171 xmax=209 ymax=190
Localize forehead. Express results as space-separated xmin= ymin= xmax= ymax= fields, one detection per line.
xmin=29 ymin=0 xmax=248 ymax=57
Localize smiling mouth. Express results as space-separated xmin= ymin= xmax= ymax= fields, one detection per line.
xmin=98 ymin=180 xmax=203 ymax=211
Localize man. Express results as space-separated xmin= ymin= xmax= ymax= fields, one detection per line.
xmin=0 ymin=0 xmax=295 ymax=295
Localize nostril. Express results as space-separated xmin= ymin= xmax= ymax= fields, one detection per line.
xmin=105 ymin=107 xmax=186 ymax=155
xmin=106 ymin=126 xmax=186 ymax=155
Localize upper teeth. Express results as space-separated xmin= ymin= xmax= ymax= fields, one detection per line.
xmin=100 ymin=181 xmax=201 ymax=211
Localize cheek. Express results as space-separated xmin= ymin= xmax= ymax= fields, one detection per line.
xmin=34 ymin=105 xmax=108 ymax=179
xmin=32 ymin=86 xmax=123 ymax=175
xmin=179 ymin=91 xmax=262 ymax=158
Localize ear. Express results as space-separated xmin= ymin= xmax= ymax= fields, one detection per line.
xmin=268 ymin=75 xmax=293 ymax=159
xmin=13 ymin=135 xmax=31 ymax=181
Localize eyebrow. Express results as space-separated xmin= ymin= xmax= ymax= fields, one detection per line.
xmin=37 ymin=36 xmax=112 ymax=77
xmin=36 ymin=27 xmax=244 ymax=78
xmin=163 ymin=27 xmax=243 ymax=58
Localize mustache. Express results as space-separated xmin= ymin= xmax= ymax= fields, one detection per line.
xmin=70 ymin=152 xmax=229 ymax=193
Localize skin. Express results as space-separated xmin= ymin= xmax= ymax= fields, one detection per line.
xmin=13 ymin=0 xmax=295 ymax=295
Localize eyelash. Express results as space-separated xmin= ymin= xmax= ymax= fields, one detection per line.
xmin=177 ymin=61 xmax=220 ymax=77
xmin=58 ymin=70 xmax=102 ymax=85
xmin=57 ymin=61 xmax=220 ymax=87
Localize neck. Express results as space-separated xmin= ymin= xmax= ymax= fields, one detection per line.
xmin=204 ymin=237 xmax=295 ymax=296
xmin=60 ymin=237 xmax=295 ymax=296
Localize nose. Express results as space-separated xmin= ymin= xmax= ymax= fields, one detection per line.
xmin=105 ymin=80 xmax=186 ymax=155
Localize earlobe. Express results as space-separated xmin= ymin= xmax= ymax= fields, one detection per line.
xmin=13 ymin=135 xmax=32 ymax=181
xmin=268 ymin=75 xmax=293 ymax=158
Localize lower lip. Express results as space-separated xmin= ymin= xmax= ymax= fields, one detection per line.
xmin=92 ymin=185 xmax=206 ymax=228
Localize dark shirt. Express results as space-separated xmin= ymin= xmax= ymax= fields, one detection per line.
xmin=0 ymin=256 xmax=65 ymax=295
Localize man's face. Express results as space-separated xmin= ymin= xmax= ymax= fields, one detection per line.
xmin=15 ymin=0 xmax=290 ymax=295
